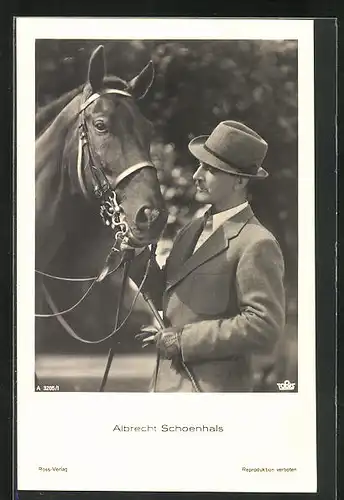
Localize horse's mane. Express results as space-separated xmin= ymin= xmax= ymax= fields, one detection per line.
xmin=36 ymin=86 xmax=82 ymax=137
xmin=35 ymin=76 xmax=129 ymax=138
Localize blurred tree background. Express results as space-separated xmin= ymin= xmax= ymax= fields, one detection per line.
xmin=36 ymin=39 xmax=297 ymax=308
xmin=35 ymin=39 xmax=298 ymax=389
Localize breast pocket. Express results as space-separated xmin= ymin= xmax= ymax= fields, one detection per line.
xmin=189 ymin=273 xmax=230 ymax=315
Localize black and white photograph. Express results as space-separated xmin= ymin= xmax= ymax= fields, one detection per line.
xmin=34 ymin=38 xmax=298 ymax=394
xmin=16 ymin=18 xmax=318 ymax=494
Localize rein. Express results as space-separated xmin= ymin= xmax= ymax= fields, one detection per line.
xmin=39 ymin=245 xmax=155 ymax=345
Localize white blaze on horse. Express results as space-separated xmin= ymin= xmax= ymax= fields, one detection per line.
xmin=35 ymin=46 xmax=167 ymax=389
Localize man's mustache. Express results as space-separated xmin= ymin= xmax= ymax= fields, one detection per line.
xmin=195 ymin=182 xmax=208 ymax=191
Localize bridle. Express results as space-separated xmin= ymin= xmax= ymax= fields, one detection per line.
xmin=76 ymin=88 xmax=156 ymax=243
xmin=36 ymin=87 xmax=158 ymax=308
xmin=35 ymin=87 xmax=202 ymax=393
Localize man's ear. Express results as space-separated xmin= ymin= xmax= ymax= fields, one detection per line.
xmin=235 ymin=175 xmax=249 ymax=191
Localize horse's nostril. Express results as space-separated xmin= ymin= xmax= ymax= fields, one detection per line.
xmin=135 ymin=206 xmax=160 ymax=227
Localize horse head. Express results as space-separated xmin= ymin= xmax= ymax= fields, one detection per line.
xmin=36 ymin=45 xmax=168 ymax=270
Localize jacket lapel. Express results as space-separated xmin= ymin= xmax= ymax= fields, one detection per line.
xmin=165 ymin=205 xmax=254 ymax=292
xmin=172 ymin=217 xmax=205 ymax=267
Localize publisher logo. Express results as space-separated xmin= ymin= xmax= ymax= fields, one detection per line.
xmin=277 ymin=380 xmax=295 ymax=391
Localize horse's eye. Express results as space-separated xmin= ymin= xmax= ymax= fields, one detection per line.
xmin=94 ymin=120 xmax=108 ymax=133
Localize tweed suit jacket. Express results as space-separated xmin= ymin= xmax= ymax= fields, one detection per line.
xmin=134 ymin=205 xmax=285 ymax=392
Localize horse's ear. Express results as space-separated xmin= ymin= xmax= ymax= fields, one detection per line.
xmin=127 ymin=60 xmax=155 ymax=100
xmin=88 ymin=45 xmax=106 ymax=91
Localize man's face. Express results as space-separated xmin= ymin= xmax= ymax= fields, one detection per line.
xmin=192 ymin=162 xmax=239 ymax=211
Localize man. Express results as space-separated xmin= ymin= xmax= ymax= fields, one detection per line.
xmin=131 ymin=120 xmax=285 ymax=392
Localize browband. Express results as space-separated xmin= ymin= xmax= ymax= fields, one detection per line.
xmin=79 ymin=88 xmax=133 ymax=113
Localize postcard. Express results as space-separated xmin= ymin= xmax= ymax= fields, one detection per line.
xmin=16 ymin=17 xmax=317 ymax=493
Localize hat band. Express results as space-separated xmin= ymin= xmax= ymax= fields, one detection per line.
xmin=203 ymin=144 xmax=258 ymax=175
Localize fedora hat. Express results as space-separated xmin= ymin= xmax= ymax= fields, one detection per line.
xmin=188 ymin=120 xmax=269 ymax=179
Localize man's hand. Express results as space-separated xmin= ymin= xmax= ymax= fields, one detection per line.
xmin=135 ymin=325 xmax=160 ymax=348
xmin=135 ymin=325 xmax=182 ymax=361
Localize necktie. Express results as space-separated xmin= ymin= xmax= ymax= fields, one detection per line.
xmin=193 ymin=214 xmax=213 ymax=253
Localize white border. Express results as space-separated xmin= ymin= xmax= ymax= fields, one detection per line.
xmin=16 ymin=18 xmax=316 ymax=493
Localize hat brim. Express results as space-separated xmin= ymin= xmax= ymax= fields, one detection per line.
xmin=188 ymin=135 xmax=269 ymax=179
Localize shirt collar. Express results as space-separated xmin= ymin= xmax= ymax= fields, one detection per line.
xmin=211 ymin=201 xmax=249 ymax=232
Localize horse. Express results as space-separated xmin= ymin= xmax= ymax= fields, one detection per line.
xmin=35 ymin=45 xmax=168 ymax=390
